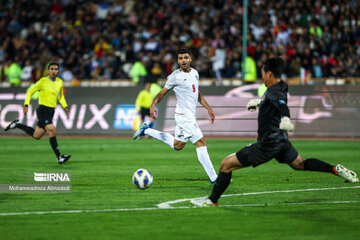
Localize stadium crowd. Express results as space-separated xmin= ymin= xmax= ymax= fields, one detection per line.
xmin=0 ymin=0 xmax=360 ymax=85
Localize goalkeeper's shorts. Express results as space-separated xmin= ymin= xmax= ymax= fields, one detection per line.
xmin=235 ymin=140 xmax=298 ymax=167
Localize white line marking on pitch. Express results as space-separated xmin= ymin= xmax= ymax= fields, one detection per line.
xmin=1 ymin=200 xmax=359 ymax=216
xmin=218 ymin=200 xmax=360 ymax=208
xmin=157 ymin=186 xmax=360 ymax=208
xmin=0 ymin=186 xmax=359 ymax=216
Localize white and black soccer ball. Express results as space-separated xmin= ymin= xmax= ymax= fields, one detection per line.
xmin=132 ymin=169 xmax=153 ymax=189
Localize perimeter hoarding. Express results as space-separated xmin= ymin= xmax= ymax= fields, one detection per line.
xmin=0 ymin=85 xmax=359 ymax=137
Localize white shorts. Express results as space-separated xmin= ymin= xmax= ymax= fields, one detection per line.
xmin=174 ymin=114 xmax=203 ymax=144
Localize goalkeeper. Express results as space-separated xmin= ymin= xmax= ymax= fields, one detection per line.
xmin=191 ymin=57 xmax=358 ymax=207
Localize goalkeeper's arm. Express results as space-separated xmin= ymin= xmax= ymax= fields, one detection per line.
xmin=279 ymin=104 xmax=294 ymax=131
xmin=279 ymin=116 xmax=294 ymax=131
xmin=246 ymin=99 xmax=262 ymax=112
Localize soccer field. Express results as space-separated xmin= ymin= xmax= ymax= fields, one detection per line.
xmin=0 ymin=137 xmax=359 ymax=240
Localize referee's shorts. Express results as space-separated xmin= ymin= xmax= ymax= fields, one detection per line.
xmin=140 ymin=107 xmax=150 ymax=120
xmin=36 ymin=105 xmax=55 ymax=128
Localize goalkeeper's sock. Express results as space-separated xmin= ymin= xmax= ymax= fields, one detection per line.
xmin=49 ymin=137 xmax=61 ymax=158
xmin=16 ymin=124 xmax=35 ymax=137
xmin=209 ymin=171 xmax=232 ymax=203
xmin=196 ymin=146 xmax=217 ymax=182
xmin=144 ymin=128 xmax=174 ymax=149
xmin=304 ymin=158 xmax=336 ymax=175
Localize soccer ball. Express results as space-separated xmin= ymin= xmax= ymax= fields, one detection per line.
xmin=132 ymin=169 xmax=153 ymax=189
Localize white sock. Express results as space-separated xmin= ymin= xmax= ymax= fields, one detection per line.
xmin=144 ymin=128 xmax=175 ymax=149
xmin=196 ymin=146 xmax=218 ymax=182
xmin=144 ymin=116 xmax=152 ymax=125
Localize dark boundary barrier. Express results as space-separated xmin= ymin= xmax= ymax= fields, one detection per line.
xmin=1 ymin=85 xmax=359 ymax=137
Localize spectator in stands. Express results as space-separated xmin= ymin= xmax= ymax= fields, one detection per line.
xmin=346 ymin=57 xmax=358 ymax=77
xmin=0 ymin=0 xmax=359 ymax=82
xmin=7 ymin=57 xmax=22 ymax=87
xmin=0 ymin=60 xmax=5 ymax=82
xmin=244 ymin=55 xmax=257 ymax=84
xmin=61 ymin=67 xmax=74 ymax=82
xmin=210 ymin=44 xmax=226 ymax=83
xmin=20 ymin=60 xmax=33 ymax=82
xmin=310 ymin=58 xmax=323 ymax=79
xmin=356 ymin=58 xmax=360 ymax=77
xmin=130 ymin=55 xmax=147 ymax=85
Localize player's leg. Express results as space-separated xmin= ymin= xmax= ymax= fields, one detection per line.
xmin=194 ymin=137 xmax=217 ymax=183
xmin=276 ymin=141 xmax=334 ymax=174
xmin=141 ymin=107 xmax=152 ymax=126
xmin=192 ymin=142 xmax=267 ymax=207
xmin=17 ymin=105 xmax=48 ymax=139
xmin=191 ymin=152 xmax=247 ymax=207
xmin=32 ymin=126 xmax=46 ymax=139
xmin=288 ymin=154 xmax=359 ymax=183
xmin=45 ymin=124 xmax=71 ymax=164
xmin=278 ymin=141 xmax=358 ymax=183
xmin=4 ymin=119 xmax=36 ymax=137
xmin=173 ymin=139 xmax=186 ymax=150
xmin=209 ymin=152 xmax=247 ymax=202
xmin=288 ymin=154 xmax=334 ymax=172
xmin=45 ymin=124 xmax=60 ymax=158
xmin=148 ymin=116 xmax=155 ymax=128
xmin=133 ymin=122 xmax=176 ymax=149
xmin=134 ymin=116 xmax=189 ymax=150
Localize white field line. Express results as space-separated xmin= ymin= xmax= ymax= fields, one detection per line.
xmin=1 ymin=186 xmax=359 ymax=216
xmin=217 ymin=200 xmax=360 ymax=208
xmin=1 ymin=200 xmax=359 ymax=217
xmin=157 ymin=186 xmax=360 ymax=208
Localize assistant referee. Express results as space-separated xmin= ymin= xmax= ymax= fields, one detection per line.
xmin=135 ymin=82 xmax=154 ymax=127
xmin=5 ymin=62 xmax=71 ymax=164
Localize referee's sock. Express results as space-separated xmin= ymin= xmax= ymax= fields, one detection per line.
xmin=16 ymin=124 xmax=35 ymax=137
xmin=304 ymin=158 xmax=336 ymax=175
xmin=209 ymin=171 xmax=232 ymax=203
xmin=49 ymin=137 xmax=61 ymax=158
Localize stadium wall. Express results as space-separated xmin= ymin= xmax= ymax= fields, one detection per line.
xmin=0 ymin=85 xmax=359 ymax=137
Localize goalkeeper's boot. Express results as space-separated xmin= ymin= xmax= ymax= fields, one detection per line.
xmin=334 ymin=164 xmax=359 ymax=183
xmin=58 ymin=154 xmax=71 ymax=164
xmin=133 ymin=123 xmax=148 ymax=140
xmin=4 ymin=119 xmax=19 ymax=131
xmin=191 ymin=197 xmax=218 ymax=207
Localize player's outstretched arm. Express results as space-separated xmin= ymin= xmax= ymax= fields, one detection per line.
xmin=246 ymin=99 xmax=262 ymax=112
xmin=198 ymin=92 xmax=215 ymax=124
xmin=279 ymin=116 xmax=294 ymax=131
xmin=277 ymin=98 xmax=293 ymax=131
xmin=150 ymin=87 xmax=170 ymax=120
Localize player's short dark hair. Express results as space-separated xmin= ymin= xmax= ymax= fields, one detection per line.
xmin=48 ymin=62 xmax=59 ymax=69
xmin=177 ymin=48 xmax=191 ymax=57
xmin=263 ymin=58 xmax=285 ymax=78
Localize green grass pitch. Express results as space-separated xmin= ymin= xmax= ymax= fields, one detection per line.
xmin=0 ymin=137 xmax=359 ymax=240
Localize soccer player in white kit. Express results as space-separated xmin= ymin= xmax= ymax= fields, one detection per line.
xmin=133 ymin=48 xmax=218 ymax=183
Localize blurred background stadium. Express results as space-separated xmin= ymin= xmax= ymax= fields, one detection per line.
xmin=1 ymin=1 xmax=360 ymax=240
xmin=0 ymin=0 xmax=360 ymax=137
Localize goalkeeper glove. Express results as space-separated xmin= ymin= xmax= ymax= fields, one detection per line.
xmin=279 ymin=117 xmax=294 ymax=131
xmin=246 ymin=99 xmax=262 ymax=112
